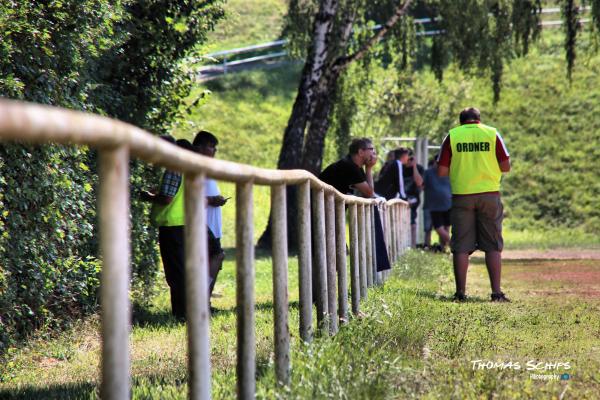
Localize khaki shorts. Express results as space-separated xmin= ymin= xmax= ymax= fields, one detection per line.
xmin=450 ymin=194 xmax=504 ymax=254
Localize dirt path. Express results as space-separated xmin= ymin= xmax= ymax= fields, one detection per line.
xmin=472 ymin=248 xmax=600 ymax=260
xmin=469 ymin=249 xmax=600 ymax=300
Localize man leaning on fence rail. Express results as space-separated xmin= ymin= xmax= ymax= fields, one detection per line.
xmin=319 ymin=138 xmax=391 ymax=274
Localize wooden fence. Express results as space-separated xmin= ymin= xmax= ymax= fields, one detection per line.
xmin=0 ymin=99 xmax=411 ymax=399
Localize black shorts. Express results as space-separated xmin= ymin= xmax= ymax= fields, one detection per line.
xmin=410 ymin=205 xmax=418 ymax=225
xmin=208 ymin=228 xmax=223 ymax=257
xmin=431 ymin=210 xmax=451 ymax=229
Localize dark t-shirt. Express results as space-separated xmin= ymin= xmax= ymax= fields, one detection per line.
xmin=319 ymin=155 xmax=366 ymax=195
xmin=403 ymin=164 xmax=425 ymax=197
xmin=375 ymin=161 xmax=400 ymax=200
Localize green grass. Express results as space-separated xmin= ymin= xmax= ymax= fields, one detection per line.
xmin=503 ymin=227 xmax=600 ymax=250
xmin=3 ymin=250 xmax=600 ymax=398
xmin=175 ymin=63 xmax=302 ymax=170
xmin=201 ymin=0 xmax=287 ymax=53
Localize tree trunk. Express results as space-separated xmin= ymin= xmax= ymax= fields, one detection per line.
xmin=276 ymin=63 xmax=314 ymax=170
xmin=258 ymin=0 xmax=340 ymax=250
xmin=258 ymin=0 xmax=412 ymax=250
xmin=301 ymin=78 xmax=338 ymax=175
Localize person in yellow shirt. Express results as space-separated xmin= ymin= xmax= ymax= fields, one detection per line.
xmin=437 ymin=107 xmax=511 ymax=302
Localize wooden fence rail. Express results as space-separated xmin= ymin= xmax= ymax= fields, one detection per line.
xmin=0 ymin=99 xmax=411 ymax=399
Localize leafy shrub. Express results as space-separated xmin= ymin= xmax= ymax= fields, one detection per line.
xmin=0 ymin=0 xmax=224 ymax=355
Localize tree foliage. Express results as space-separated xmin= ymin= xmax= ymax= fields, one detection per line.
xmin=281 ymin=0 xmax=600 ymax=169
xmin=0 ymin=0 xmax=223 ymax=353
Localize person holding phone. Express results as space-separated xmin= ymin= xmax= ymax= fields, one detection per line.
xmin=402 ymin=150 xmax=424 ymax=248
xmin=193 ymin=131 xmax=228 ymax=304
xmin=141 ymin=138 xmax=196 ymax=320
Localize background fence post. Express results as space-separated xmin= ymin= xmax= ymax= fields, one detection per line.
xmin=391 ymin=205 xmax=398 ymax=264
xmin=297 ymin=181 xmax=313 ymax=342
xmin=358 ymin=204 xmax=367 ymax=299
xmin=184 ymin=173 xmax=211 ymax=400
xmin=325 ymin=193 xmax=338 ymax=335
xmin=348 ymin=203 xmax=360 ymax=315
xmin=384 ymin=205 xmax=392 ymax=281
xmin=365 ymin=204 xmax=373 ymax=288
xmin=372 ymin=205 xmax=380 ymax=286
xmin=404 ymin=205 xmax=411 ymax=251
xmin=335 ymin=199 xmax=348 ymax=324
xmin=395 ymin=205 xmax=401 ymax=260
xmin=99 ymin=146 xmax=131 ymax=400
xmin=236 ymin=181 xmax=255 ymax=400
xmin=311 ymin=188 xmax=328 ymax=333
xmin=271 ymin=184 xmax=290 ymax=385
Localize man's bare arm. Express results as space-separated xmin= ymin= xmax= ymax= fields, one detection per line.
xmin=412 ymin=164 xmax=424 ymax=187
xmin=140 ymin=191 xmax=173 ymax=205
xmin=499 ymin=159 xmax=511 ymax=172
xmin=438 ymin=165 xmax=449 ymax=177
xmin=353 ymin=181 xmax=375 ymax=198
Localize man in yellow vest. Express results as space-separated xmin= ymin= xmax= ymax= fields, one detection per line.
xmin=142 ymin=139 xmax=194 ymax=320
xmin=437 ymin=108 xmax=511 ymax=302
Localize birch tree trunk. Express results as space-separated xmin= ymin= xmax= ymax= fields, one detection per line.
xmin=258 ymin=0 xmax=340 ymax=249
xmin=258 ymin=0 xmax=412 ymax=249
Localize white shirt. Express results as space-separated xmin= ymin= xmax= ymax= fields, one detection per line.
xmin=396 ymin=160 xmax=406 ymax=199
xmin=205 ymin=178 xmax=222 ymax=238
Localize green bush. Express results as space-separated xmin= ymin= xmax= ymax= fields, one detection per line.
xmin=0 ymin=0 xmax=224 ymax=355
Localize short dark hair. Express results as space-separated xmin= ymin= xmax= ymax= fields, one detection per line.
xmin=193 ymin=130 xmax=219 ymax=147
xmin=459 ymin=107 xmax=481 ymax=124
xmin=176 ymin=138 xmax=194 ymax=151
xmin=348 ymin=137 xmax=372 ymax=155
xmin=394 ymin=147 xmax=410 ymax=159
xmin=159 ymin=134 xmax=176 ymax=144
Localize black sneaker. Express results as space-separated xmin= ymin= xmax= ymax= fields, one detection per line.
xmin=453 ymin=292 xmax=467 ymax=302
xmin=491 ymin=292 xmax=510 ymax=302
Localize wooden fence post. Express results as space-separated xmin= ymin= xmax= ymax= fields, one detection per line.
xmin=325 ymin=193 xmax=338 ymax=335
xmin=391 ymin=205 xmax=398 ymax=264
xmin=358 ymin=205 xmax=367 ymax=299
xmin=271 ymin=184 xmax=290 ymax=385
xmin=394 ymin=204 xmax=402 ymax=261
xmin=406 ymin=205 xmax=410 ymax=253
xmin=335 ymin=199 xmax=348 ymax=324
xmin=99 ymin=146 xmax=131 ymax=400
xmin=297 ymin=181 xmax=312 ymax=342
xmin=384 ymin=205 xmax=392 ymax=281
xmin=236 ymin=181 xmax=255 ymax=400
xmin=365 ymin=204 xmax=373 ymax=288
xmin=184 ymin=173 xmax=211 ymax=400
xmin=348 ymin=204 xmax=360 ymax=315
xmin=372 ymin=205 xmax=380 ymax=286
xmin=311 ymin=188 xmax=328 ymax=333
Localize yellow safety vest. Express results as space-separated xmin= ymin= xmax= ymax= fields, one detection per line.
xmin=448 ymin=123 xmax=502 ymax=195
xmin=151 ymin=176 xmax=185 ymax=227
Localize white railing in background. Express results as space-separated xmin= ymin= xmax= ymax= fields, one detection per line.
xmin=0 ymin=99 xmax=411 ymax=400
xmin=196 ymin=7 xmax=591 ymax=79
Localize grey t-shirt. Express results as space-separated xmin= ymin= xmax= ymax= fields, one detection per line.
xmin=423 ymin=167 xmax=452 ymax=211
